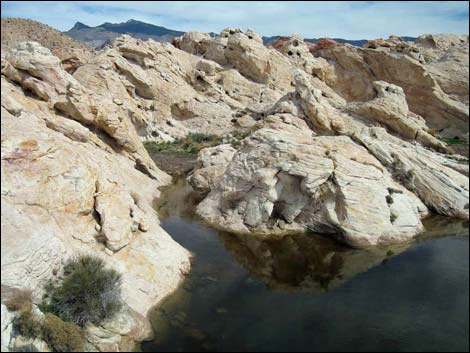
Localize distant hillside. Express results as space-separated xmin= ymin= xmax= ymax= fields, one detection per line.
xmin=262 ymin=35 xmax=417 ymax=46
xmin=65 ymin=19 xmax=185 ymax=48
xmin=1 ymin=18 xmax=94 ymax=72
xmin=65 ymin=19 xmax=417 ymax=49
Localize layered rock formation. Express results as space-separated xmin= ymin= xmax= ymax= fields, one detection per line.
xmin=1 ymin=23 xmax=469 ymax=350
xmin=1 ymin=42 xmax=190 ymax=351
xmin=175 ymin=30 xmax=468 ymax=247
xmin=314 ymin=34 xmax=469 ymax=138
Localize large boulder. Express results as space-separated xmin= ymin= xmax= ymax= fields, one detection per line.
xmin=188 ymin=144 xmax=237 ymax=193
xmin=197 ymin=119 xmax=429 ymax=248
xmin=348 ymin=80 xmax=446 ymax=151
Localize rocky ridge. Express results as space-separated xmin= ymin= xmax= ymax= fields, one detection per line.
xmin=1 ymin=18 xmax=95 ymax=73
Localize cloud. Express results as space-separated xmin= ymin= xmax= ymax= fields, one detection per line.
xmin=1 ymin=1 xmax=468 ymax=39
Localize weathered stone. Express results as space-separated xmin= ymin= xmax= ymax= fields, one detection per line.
xmin=188 ymin=144 xmax=236 ymax=192
xmin=196 ymin=122 xmax=429 ymax=248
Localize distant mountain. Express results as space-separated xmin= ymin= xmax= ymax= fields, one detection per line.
xmin=69 ymin=21 xmax=90 ymax=31
xmin=65 ymin=19 xmax=185 ymax=49
xmin=65 ymin=19 xmax=417 ymax=49
xmin=262 ymin=36 xmax=417 ymax=47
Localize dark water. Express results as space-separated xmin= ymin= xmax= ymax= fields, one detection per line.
xmin=142 ymin=179 xmax=470 ymax=352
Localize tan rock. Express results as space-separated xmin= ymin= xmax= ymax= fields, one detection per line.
xmin=1 ymin=41 xmax=191 ymax=350
xmin=188 ymin=144 xmax=236 ymax=192
xmin=314 ymin=37 xmax=469 ymax=137
xmin=197 ymin=122 xmax=428 ymax=248
xmin=348 ymin=80 xmax=447 ymax=151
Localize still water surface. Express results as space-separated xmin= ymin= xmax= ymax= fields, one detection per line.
xmin=142 ymin=179 xmax=469 ymax=352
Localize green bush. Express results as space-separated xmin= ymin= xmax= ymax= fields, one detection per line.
xmin=13 ymin=307 xmax=42 ymax=339
xmin=442 ymin=136 xmax=463 ymax=145
xmin=229 ymin=128 xmax=258 ymax=149
xmin=42 ymin=313 xmax=85 ymax=352
xmin=144 ymin=133 xmax=222 ymax=156
xmin=188 ymin=133 xmax=219 ymax=144
xmin=43 ymin=255 xmax=122 ymax=327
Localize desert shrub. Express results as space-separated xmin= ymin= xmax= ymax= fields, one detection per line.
xmin=390 ymin=213 xmax=398 ymax=223
xmin=229 ymin=128 xmax=259 ymax=149
xmin=188 ymin=133 xmax=219 ymax=144
xmin=144 ymin=133 xmax=222 ymax=156
xmin=42 ymin=313 xmax=85 ymax=352
xmin=442 ymin=136 xmax=463 ymax=145
xmin=4 ymin=289 xmax=32 ymax=312
xmin=42 ymin=255 xmax=122 ymax=327
xmin=13 ymin=307 xmax=43 ymax=339
xmin=385 ymin=195 xmax=394 ymax=205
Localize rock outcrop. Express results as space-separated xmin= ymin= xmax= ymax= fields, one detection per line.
xmin=174 ymin=31 xmax=468 ymax=247
xmin=313 ymin=34 xmax=469 ymax=138
xmin=196 ymin=117 xmax=430 ymax=248
xmin=1 ymin=41 xmax=190 ymax=351
xmin=1 ymin=18 xmax=94 ymax=73
xmin=188 ymin=144 xmax=237 ymax=193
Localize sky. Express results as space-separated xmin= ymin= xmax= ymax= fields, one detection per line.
xmin=1 ymin=1 xmax=469 ymax=39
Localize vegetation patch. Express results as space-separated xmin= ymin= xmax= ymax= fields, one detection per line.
xmin=4 ymin=289 xmax=32 ymax=312
xmin=42 ymin=313 xmax=85 ymax=352
xmin=442 ymin=136 xmax=464 ymax=145
xmin=144 ymin=133 xmax=222 ymax=156
xmin=229 ymin=127 xmax=260 ymax=149
xmin=41 ymin=255 xmax=122 ymax=327
xmin=13 ymin=306 xmax=43 ymax=339
xmin=14 ymin=307 xmax=85 ymax=352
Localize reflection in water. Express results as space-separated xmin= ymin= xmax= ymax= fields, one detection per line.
xmin=143 ymin=178 xmax=469 ymax=352
xmin=219 ymin=231 xmax=346 ymax=290
xmin=154 ymin=177 xmax=423 ymax=292
xmin=219 ymin=215 xmax=469 ymax=292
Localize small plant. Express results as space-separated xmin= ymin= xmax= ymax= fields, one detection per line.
xmin=386 ymin=195 xmax=394 ymax=205
xmin=42 ymin=313 xmax=85 ymax=352
xmin=390 ymin=213 xmax=398 ymax=223
xmin=13 ymin=307 xmax=43 ymax=339
xmin=42 ymin=255 xmax=122 ymax=327
xmin=144 ymin=133 xmax=222 ymax=156
xmin=229 ymin=127 xmax=259 ymax=149
xmin=13 ymin=304 xmax=85 ymax=352
xmin=442 ymin=136 xmax=463 ymax=145
xmin=4 ymin=289 xmax=32 ymax=312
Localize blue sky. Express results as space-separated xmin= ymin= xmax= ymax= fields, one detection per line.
xmin=1 ymin=1 xmax=469 ymax=39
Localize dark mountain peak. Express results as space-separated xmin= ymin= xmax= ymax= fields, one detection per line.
xmin=69 ymin=22 xmax=90 ymax=31
xmin=96 ymin=19 xmax=184 ymax=36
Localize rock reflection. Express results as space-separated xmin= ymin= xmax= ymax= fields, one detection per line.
xmin=218 ymin=231 xmax=413 ymax=291
xmin=153 ymin=177 xmax=206 ymax=219
xmin=154 ymin=177 xmax=469 ymax=293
